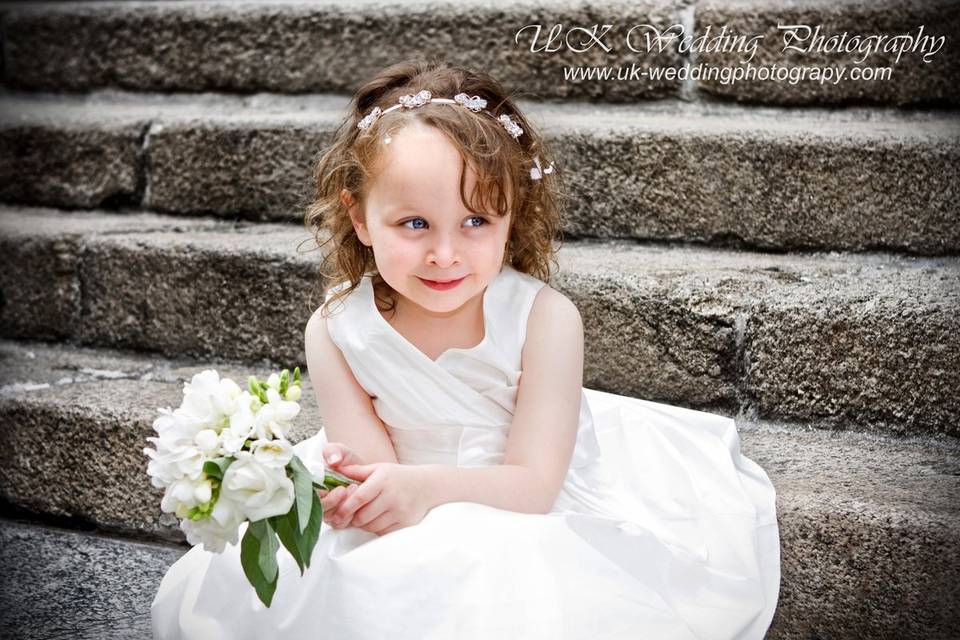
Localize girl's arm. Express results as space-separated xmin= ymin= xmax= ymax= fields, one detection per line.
xmin=304 ymin=310 xmax=399 ymax=466
xmin=422 ymin=286 xmax=584 ymax=515
xmin=419 ymin=464 xmax=552 ymax=514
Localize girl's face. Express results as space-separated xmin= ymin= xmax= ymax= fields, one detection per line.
xmin=344 ymin=123 xmax=512 ymax=318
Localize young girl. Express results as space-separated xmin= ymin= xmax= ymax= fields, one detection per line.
xmin=152 ymin=59 xmax=780 ymax=639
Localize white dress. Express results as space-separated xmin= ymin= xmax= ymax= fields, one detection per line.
xmin=151 ymin=263 xmax=780 ymax=640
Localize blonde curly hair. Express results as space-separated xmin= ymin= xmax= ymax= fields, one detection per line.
xmin=302 ymin=59 xmax=567 ymax=317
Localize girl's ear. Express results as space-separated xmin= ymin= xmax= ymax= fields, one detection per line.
xmin=341 ymin=189 xmax=372 ymax=247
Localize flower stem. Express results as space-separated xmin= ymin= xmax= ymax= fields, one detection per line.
xmin=314 ymin=468 xmax=361 ymax=490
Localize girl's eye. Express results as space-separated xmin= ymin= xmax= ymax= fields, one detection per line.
xmin=402 ymin=218 xmax=427 ymax=230
xmin=465 ymin=216 xmax=488 ymax=228
xmin=401 ymin=216 xmax=488 ymax=230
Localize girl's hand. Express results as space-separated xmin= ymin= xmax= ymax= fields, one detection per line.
xmin=316 ymin=443 xmax=365 ymax=530
xmin=331 ymin=463 xmax=432 ymax=537
xmin=317 ymin=483 xmax=360 ymax=530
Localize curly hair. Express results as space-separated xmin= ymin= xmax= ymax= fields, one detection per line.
xmin=302 ymin=59 xmax=567 ymax=318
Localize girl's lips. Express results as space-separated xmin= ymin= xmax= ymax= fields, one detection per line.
xmin=418 ymin=276 xmax=466 ymax=290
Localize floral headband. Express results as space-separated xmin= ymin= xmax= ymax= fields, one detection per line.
xmin=356 ymin=90 xmax=555 ymax=181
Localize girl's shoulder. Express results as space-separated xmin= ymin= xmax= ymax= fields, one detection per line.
xmin=518 ymin=283 xmax=584 ymax=381
xmin=527 ymin=284 xmax=581 ymax=330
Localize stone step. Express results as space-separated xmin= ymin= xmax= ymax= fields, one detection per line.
xmin=2 ymin=206 xmax=957 ymax=435
xmin=0 ymin=340 xmax=957 ymax=639
xmin=1 ymin=0 xmax=956 ymax=107
xmin=694 ymin=0 xmax=959 ymax=107
xmin=0 ymin=517 xmax=184 ymax=640
xmin=1 ymin=91 xmax=958 ymax=254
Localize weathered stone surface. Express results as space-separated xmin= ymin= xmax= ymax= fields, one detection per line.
xmin=545 ymin=100 xmax=960 ymax=255
xmin=556 ymin=240 xmax=960 ymax=435
xmin=0 ymin=207 xmax=224 ymax=341
xmin=2 ymin=207 xmax=958 ymax=434
xmin=694 ymin=0 xmax=960 ymax=106
xmin=0 ymin=0 xmax=680 ymax=100
xmin=145 ymin=118 xmax=330 ymax=220
xmin=4 ymin=0 xmax=957 ymax=107
xmin=0 ymin=340 xmax=958 ymax=639
xmin=77 ymin=225 xmax=319 ymax=364
xmin=0 ymin=517 xmax=184 ymax=640
xmin=0 ymin=99 xmax=145 ymax=207
xmin=3 ymin=93 xmax=956 ymax=253
xmin=743 ymin=271 xmax=960 ymax=435
xmin=739 ymin=421 xmax=960 ymax=640
xmin=0 ymin=206 xmax=319 ymax=362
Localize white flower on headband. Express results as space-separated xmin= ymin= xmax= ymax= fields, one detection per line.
xmin=498 ymin=114 xmax=524 ymax=139
xmin=357 ymin=107 xmax=382 ymax=130
xmin=530 ymin=155 xmax=555 ymax=181
xmin=399 ymin=90 xmax=432 ymax=108
xmin=354 ymin=91 xmax=554 ymax=179
xmin=454 ymin=93 xmax=487 ymax=112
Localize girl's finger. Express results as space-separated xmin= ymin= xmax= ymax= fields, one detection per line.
xmin=324 ymin=444 xmax=346 ymax=466
xmin=337 ymin=482 xmax=379 ymax=527
xmin=363 ymin=510 xmax=395 ymax=535
xmin=331 ymin=484 xmax=360 ymax=528
xmin=321 ymin=487 xmax=348 ymax=524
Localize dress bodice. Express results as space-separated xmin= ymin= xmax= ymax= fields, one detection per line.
xmin=323 ymin=264 xmax=604 ymax=475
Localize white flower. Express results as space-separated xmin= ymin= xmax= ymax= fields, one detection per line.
xmin=266 ymin=373 xmax=281 ymax=391
xmin=160 ymin=474 xmax=214 ymax=515
xmin=220 ymin=451 xmax=295 ymax=522
xmin=498 ymin=113 xmax=524 ymax=139
xmin=179 ymin=370 xmax=243 ymax=432
xmin=143 ymin=408 xmax=205 ymax=488
xmin=194 ymin=429 xmax=220 ymax=457
xmin=145 ymin=372 xmax=255 ymax=489
xmin=153 ymin=405 xmax=206 ymax=442
xmin=219 ymin=402 xmax=257 ymax=454
xmin=145 ymin=369 xmax=305 ymax=555
xmin=399 ymin=89 xmax=432 ymax=108
xmin=454 ymin=92 xmax=487 ymax=112
xmin=180 ymin=496 xmax=244 ymax=553
xmin=253 ymin=387 xmax=301 ymax=440
xmin=251 ymin=438 xmax=294 ymax=469
xmin=357 ymin=106 xmax=382 ymax=130
xmin=530 ymin=154 xmax=555 ymax=181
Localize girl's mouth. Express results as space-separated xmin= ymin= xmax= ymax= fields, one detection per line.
xmin=418 ymin=276 xmax=466 ymax=291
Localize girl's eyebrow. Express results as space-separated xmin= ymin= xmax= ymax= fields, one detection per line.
xmin=387 ymin=204 xmax=422 ymax=214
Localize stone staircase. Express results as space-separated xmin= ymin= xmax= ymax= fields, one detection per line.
xmin=0 ymin=1 xmax=958 ymax=639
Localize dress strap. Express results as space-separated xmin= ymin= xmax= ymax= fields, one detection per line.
xmin=486 ymin=265 xmax=548 ymax=371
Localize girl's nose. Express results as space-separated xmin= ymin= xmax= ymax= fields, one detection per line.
xmin=427 ymin=234 xmax=460 ymax=266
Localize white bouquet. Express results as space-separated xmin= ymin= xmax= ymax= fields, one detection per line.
xmin=143 ymin=367 xmax=356 ymax=607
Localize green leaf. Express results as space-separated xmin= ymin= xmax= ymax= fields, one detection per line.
xmin=202 ymin=457 xmax=233 ymax=481
xmin=279 ymin=369 xmax=290 ymax=395
xmin=293 ymin=366 xmax=301 ymax=385
xmin=256 ymin=519 xmax=279 ymax=583
xmin=272 ymin=491 xmax=323 ymax=575
xmin=240 ymin=522 xmax=278 ymax=608
xmin=247 ymin=375 xmax=261 ymax=398
xmin=288 ymin=456 xmax=314 ymax=533
xmin=274 ymin=507 xmax=306 ymax=575
xmin=295 ymin=492 xmax=324 ymax=571
xmin=247 ymin=375 xmax=271 ymax=404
